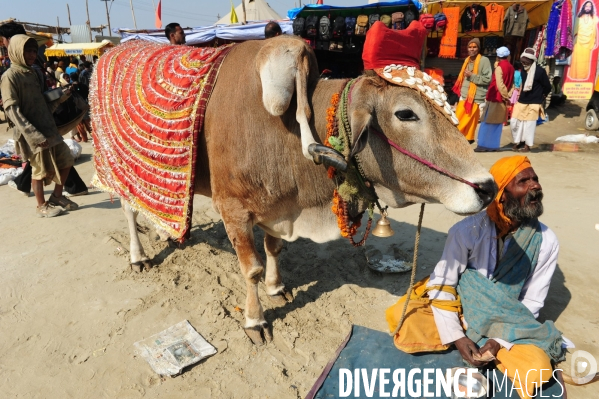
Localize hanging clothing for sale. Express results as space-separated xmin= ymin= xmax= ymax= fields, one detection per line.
xmin=484 ymin=3 xmax=505 ymax=32
xmin=461 ymin=5 xmax=488 ymax=32
xmin=503 ymin=4 xmax=529 ymax=37
xmin=439 ymin=7 xmax=461 ymax=58
xmin=533 ymin=27 xmax=547 ymax=67
xmin=483 ymin=36 xmax=501 ymax=56
xmin=553 ymin=0 xmax=573 ymax=59
xmin=545 ymin=0 xmax=563 ymax=58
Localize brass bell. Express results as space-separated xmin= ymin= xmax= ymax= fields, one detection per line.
xmin=372 ymin=209 xmax=395 ymax=238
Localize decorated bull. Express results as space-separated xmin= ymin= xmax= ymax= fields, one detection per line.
xmin=90 ymin=22 xmax=496 ymax=344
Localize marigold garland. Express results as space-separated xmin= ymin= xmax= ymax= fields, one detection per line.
xmin=325 ymin=91 xmax=367 ymax=242
xmin=325 ymin=93 xmax=340 ymax=179
xmin=332 ymin=189 xmax=362 ymax=238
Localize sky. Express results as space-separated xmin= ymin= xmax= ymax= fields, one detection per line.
xmin=2 ymin=0 xmax=371 ymax=36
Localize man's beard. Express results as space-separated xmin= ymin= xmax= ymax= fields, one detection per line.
xmin=503 ymin=190 xmax=544 ymax=222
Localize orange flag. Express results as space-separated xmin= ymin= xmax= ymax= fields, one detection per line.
xmin=155 ymin=0 xmax=162 ymax=29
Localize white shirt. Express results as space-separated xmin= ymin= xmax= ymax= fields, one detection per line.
xmin=427 ymin=212 xmax=559 ymax=350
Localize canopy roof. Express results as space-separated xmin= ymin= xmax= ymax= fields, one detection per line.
xmin=44 ymin=40 xmax=114 ymax=57
xmin=217 ymin=0 xmax=283 ymax=25
xmin=288 ymin=0 xmax=423 ymax=19
xmin=119 ymin=21 xmax=294 ymax=45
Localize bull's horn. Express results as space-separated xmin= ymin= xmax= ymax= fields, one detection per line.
xmin=308 ymin=144 xmax=348 ymax=172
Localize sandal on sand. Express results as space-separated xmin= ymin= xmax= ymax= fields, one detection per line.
xmin=49 ymin=194 xmax=79 ymax=211
xmin=36 ymin=202 xmax=63 ymax=218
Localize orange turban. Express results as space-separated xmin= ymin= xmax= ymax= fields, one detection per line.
xmin=486 ymin=156 xmax=532 ymax=237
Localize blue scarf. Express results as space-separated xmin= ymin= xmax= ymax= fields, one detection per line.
xmin=457 ymin=219 xmax=565 ymax=363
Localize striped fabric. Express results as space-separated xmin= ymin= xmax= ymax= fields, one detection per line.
xmin=90 ymin=40 xmax=234 ymax=241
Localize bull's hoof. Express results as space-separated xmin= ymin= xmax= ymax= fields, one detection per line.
xmin=130 ymin=260 xmax=153 ymax=272
xmin=268 ymin=288 xmax=294 ymax=306
xmin=142 ymin=260 xmax=153 ymax=270
xmin=244 ymin=322 xmax=272 ymax=345
xmin=308 ymin=144 xmax=348 ymax=172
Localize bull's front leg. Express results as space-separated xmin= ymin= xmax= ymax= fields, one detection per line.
xmin=264 ymin=233 xmax=293 ymax=306
xmin=219 ymin=205 xmax=271 ymax=345
xmin=121 ymin=201 xmax=153 ymax=272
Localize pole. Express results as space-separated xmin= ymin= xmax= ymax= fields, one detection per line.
xmin=241 ymin=0 xmax=247 ymax=24
xmin=103 ymin=0 xmax=112 ymax=37
xmin=56 ymin=16 xmax=63 ymax=43
xmin=130 ymin=0 xmax=138 ymax=29
xmin=67 ymin=4 xmax=72 ymax=26
xmin=85 ymin=0 xmax=93 ymax=41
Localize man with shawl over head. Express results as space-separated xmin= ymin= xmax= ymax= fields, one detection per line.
xmin=453 ymin=38 xmax=492 ymax=143
xmin=0 ymin=35 xmax=79 ymax=217
xmin=387 ymin=156 xmax=566 ymax=399
xmin=510 ymin=48 xmax=551 ymax=152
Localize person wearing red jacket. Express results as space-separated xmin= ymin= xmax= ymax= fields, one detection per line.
xmin=475 ymin=46 xmax=514 ymax=152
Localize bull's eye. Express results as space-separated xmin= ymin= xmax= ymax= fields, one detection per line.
xmin=395 ymin=109 xmax=419 ymax=121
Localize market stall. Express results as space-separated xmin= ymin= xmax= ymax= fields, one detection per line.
xmin=287 ymin=0 xmax=423 ymax=78
xmin=424 ymin=0 xmax=555 ymax=74
xmin=44 ymin=40 xmax=115 ymax=59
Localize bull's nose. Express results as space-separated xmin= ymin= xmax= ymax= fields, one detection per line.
xmin=474 ymin=179 xmax=498 ymax=208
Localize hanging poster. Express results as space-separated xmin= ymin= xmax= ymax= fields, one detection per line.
xmin=563 ymin=0 xmax=599 ymax=99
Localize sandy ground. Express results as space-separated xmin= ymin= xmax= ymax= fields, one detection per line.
xmin=0 ymin=101 xmax=598 ymax=399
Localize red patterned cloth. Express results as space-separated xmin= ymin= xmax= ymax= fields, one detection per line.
xmin=91 ymin=40 xmax=234 ymax=241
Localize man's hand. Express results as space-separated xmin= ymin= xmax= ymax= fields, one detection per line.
xmin=464 ymin=70 xmax=473 ymax=78
xmin=37 ymin=140 xmax=49 ymax=149
xmin=454 ymin=337 xmax=484 ymax=367
xmin=478 ymin=339 xmax=501 ymax=359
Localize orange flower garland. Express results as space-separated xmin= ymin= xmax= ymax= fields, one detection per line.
xmin=332 ymin=189 xmax=362 ymax=238
xmin=325 ymin=92 xmax=364 ymax=240
xmin=325 ymin=93 xmax=340 ymax=179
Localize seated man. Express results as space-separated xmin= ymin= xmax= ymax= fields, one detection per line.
xmin=165 ymin=22 xmax=186 ymax=45
xmin=264 ymin=21 xmax=282 ymax=38
xmin=388 ymin=156 xmax=565 ymax=399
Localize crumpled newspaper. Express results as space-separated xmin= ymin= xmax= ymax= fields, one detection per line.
xmin=134 ymin=320 xmax=217 ymax=376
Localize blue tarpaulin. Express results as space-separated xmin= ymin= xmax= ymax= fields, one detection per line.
xmin=118 ymin=21 xmax=294 ymax=45
xmin=287 ymin=0 xmax=423 ymax=20
xmin=307 ymin=325 xmax=565 ymax=399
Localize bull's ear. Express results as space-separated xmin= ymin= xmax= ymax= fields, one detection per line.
xmin=349 ymin=108 xmax=372 ymax=159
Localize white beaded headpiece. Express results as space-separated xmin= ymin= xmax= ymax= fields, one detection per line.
xmin=375 ymin=65 xmax=459 ymax=126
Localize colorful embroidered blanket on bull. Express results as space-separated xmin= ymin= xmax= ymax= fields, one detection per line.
xmin=90 ymin=41 xmax=234 ymax=241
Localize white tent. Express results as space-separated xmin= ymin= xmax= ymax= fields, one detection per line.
xmin=216 ymin=0 xmax=283 ymax=25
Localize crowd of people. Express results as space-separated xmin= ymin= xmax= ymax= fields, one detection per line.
xmin=452 ymin=38 xmax=552 ymax=153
